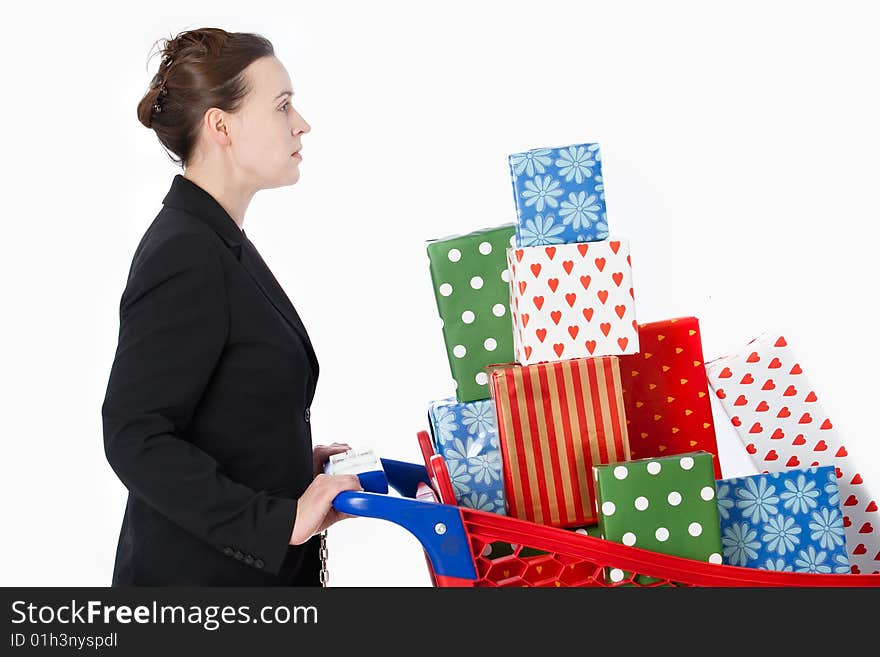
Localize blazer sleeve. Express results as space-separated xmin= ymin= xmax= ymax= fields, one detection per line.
xmin=102 ymin=232 xmax=297 ymax=575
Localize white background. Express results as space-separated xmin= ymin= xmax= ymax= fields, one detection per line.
xmin=1 ymin=0 xmax=877 ymax=587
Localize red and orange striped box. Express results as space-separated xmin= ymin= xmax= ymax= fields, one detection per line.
xmin=488 ymin=356 xmax=631 ymax=528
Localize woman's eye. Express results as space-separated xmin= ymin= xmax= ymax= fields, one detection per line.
xmin=279 ymin=102 xmax=289 ymax=112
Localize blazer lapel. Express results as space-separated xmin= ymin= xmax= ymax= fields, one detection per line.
xmin=160 ymin=175 xmax=319 ymax=384
xmin=239 ymin=235 xmax=320 ymax=384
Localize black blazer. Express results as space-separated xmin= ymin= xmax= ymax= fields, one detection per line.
xmin=102 ymin=174 xmax=321 ymax=586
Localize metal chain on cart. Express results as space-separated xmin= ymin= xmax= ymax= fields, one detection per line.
xmin=319 ymin=530 xmax=329 ymax=587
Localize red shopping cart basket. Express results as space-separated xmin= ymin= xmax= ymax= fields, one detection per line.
xmin=331 ymin=432 xmax=880 ymax=587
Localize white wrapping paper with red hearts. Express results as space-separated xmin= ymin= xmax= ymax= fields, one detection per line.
xmin=705 ymin=333 xmax=880 ymax=574
xmin=506 ymin=239 xmax=639 ymax=366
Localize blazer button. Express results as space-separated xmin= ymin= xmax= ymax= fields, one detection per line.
xmin=304 ymin=407 xmax=310 ymax=423
xmin=254 ymin=559 xmax=265 ymax=569
xmin=234 ymin=550 xmax=243 ymax=560
xmin=244 ymin=554 xmax=254 ymax=565
xmin=224 ymin=546 xmax=234 ymax=557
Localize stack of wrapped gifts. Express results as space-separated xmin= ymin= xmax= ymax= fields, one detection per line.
xmin=422 ymin=142 xmax=877 ymax=576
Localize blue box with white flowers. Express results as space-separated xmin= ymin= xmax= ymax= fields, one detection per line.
xmin=508 ymin=142 xmax=608 ymax=246
xmin=716 ymin=465 xmax=850 ymax=573
xmin=427 ymin=397 xmax=507 ymax=515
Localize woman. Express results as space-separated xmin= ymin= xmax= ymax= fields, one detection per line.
xmin=101 ymin=27 xmax=362 ymax=586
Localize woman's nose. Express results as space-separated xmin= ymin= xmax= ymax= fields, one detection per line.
xmin=293 ymin=111 xmax=311 ymax=135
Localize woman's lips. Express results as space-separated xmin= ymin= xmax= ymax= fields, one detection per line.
xmin=291 ymin=151 xmax=302 ymax=160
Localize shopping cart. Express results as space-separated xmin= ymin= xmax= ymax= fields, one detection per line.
xmin=331 ymin=432 xmax=880 ymax=587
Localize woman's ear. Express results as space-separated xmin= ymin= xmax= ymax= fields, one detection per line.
xmin=203 ymin=107 xmax=231 ymax=146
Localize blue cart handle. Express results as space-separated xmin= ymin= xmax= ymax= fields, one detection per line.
xmin=331 ymin=458 xmax=477 ymax=580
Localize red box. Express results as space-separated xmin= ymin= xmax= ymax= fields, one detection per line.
xmin=618 ymin=317 xmax=721 ymax=478
xmin=489 ymin=356 xmax=631 ymax=528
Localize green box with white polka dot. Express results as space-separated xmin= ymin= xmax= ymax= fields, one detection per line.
xmin=427 ymin=225 xmax=517 ymax=402
xmin=594 ymin=452 xmax=722 ymax=585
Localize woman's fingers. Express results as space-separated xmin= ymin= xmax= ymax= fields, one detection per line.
xmin=316 ymin=475 xmax=363 ymax=533
xmin=313 ymin=443 xmax=352 ymax=464
xmin=319 ymin=473 xmax=362 ymax=506
xmin=315 ymin=441 xmax=350 ymax=451
xmin=291 ymin=473 xmax=362 ymax=545
xmin=335 ymin=473 xmax=363 ymax=493
xmin=312 ymin=443 xmax=353 ymax=478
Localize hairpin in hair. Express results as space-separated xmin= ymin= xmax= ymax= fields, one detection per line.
xmin=152 ymin=80 xmax=168 ymax=114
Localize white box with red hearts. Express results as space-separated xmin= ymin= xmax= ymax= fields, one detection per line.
xmin=706 ymin=332 xmax=880 ymax=573
xmin=506 ymin=239 xmax=639 ymax=366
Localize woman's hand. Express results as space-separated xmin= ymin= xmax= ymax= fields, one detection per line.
xmin=289 ymin=473 xmax=363 ymax=545
xmin=312 ymin=442 xmax=352 ymax=478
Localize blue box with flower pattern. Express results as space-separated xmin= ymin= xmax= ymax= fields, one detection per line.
xmin=427 ymin=397 xmax=507 ymax=515
xmin=508 ymin=142 xmax=608 ymax=246
xmin=716 ymin=465 xmax=850 ymax=573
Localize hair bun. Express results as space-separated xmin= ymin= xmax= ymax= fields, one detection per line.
xmin=137 ymin=28 xmax=275 ymax=166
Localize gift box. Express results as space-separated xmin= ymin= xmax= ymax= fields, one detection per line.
xmin=706 ymin=332 xmax=880 ymax=573
xmin=416 ymin=481 xmax=439 ymax=503
xmin=489 ymin=356 xmax=631 ymax=528
xmin=426 ymin=225 xmax=517 ymax=402
xmin=507 ymin=239 xmax=639 ymax=365
xmin=594 ymin=452 xmax=723 ymax=585
xmin=427 ymin=397 xmax=507 ymax=515
xmin=509 ymin=143 xmax=608 ymax=246
xmin=717 ymin=466 xmax=850 ymax=573
xmin=618 ymin=317 xmax=721 ymax=478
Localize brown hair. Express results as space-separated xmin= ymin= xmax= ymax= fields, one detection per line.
xmin=137 ymin=28 xmax=275 ymax=167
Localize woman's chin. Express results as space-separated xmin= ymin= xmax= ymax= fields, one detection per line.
xmin=279 ymin=165 xmax=301 ymax=186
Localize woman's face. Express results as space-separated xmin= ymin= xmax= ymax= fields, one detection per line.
xmin=226 ymin=55 xmax=310 ymax=189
